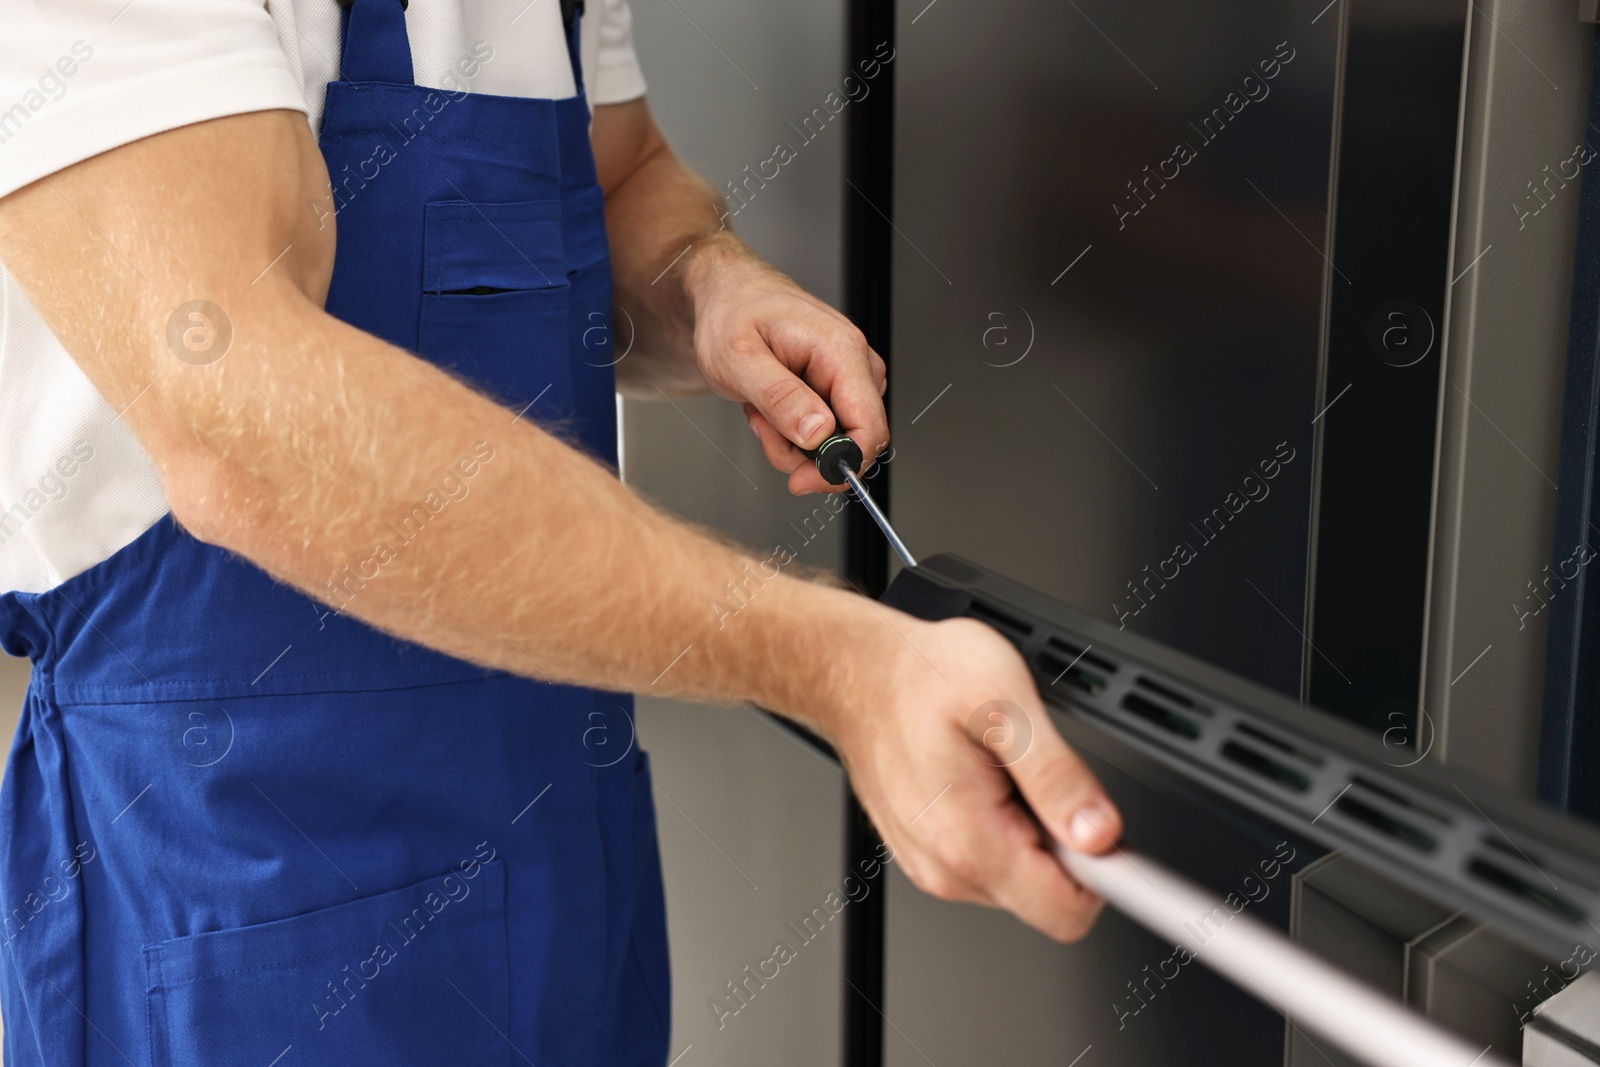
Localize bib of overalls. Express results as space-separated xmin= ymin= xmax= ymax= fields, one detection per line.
xmin=0 ymin=1 xmax=669 ymax=1063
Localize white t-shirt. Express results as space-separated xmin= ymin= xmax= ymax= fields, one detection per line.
xmin=0 ymin=0 xmax=647 ymax=595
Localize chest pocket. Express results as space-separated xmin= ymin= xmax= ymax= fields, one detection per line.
xmin=419 ymin=200 xmax=574 ymax=428
xmin=144 ymin=861 xmax=510 ymax=1067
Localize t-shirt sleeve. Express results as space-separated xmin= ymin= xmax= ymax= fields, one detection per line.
xmin=588 ymin=0 xmax=648 ymax=106
xmin=0 ymin=0 xmax=306 ymax=200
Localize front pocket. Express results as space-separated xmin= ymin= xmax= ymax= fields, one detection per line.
xmin=144 ymin=861 xmax=510 ymax=1067
xmin=419 ymin=200 xmax=573 ymax=423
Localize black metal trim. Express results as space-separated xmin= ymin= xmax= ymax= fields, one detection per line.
xmin=842 ymin=792 xmax=886 ymax=1067
xmin=841 ymin=0 xmax=895 ymax=1063
xmin=891 ymin=554 xmax=1600 ymax=962
xmin=1539 ymin=32 xmax=1600 ymax=819
xmin=1304 ymin=0 xmax=1471 ymax=732
xmin=841 ymin=0 xmax=895 ymax=605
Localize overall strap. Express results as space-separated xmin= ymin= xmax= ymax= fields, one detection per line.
xmin=338 ymin=0 xmax=416 ymax=86
xmin=560 ymin=0 xmax=587 ymax=95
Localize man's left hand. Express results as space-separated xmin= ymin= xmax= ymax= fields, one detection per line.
xmin=685 ymin=232 xmax=888 ymax=495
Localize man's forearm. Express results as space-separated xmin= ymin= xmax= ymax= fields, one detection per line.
xmin=0 ymin=111 xmax=877 ymax=737
xmin=590 ymin=99 xmax=889 ymax=490
xmin=596 ymin=101 xmax=737 ymax=396
xmin=193 ymin=298 xmax=871 ymax=729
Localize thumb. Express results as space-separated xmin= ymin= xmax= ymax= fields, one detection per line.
xmin=733 ymin=339 xmax=835 ymax=449
xmin=1009 ymin=711 xmax=1123 ymax=855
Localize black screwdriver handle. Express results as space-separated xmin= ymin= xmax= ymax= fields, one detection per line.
xmin=802 ymin=428 xmax=863 ymax=485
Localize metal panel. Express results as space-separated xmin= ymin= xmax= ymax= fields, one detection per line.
xmin=1406 ymin=916 xmax=1549 ymax=1062
xmin=1422 ymin=0 xmax=1592 ymax=796
xmin=1285 ymin=857 xmax=1548 ymax=1067
xmin=1285 ymin=856 xmax=1455 ymax=1067
xmin=886 ymin=0 xmax=1339 ymax=1063
xmin=1539 ymin=31 xmax=1600 ymax=817
xmin=0 ymin=652 xmax=21 ymax=1051
xmin=889 ymin=0 xmax=1339 ymax=699
xmin=0 ymin=655 xmax=21 ymax=748
xmin=1525 ymin=972 xmax=1600 ymax=1065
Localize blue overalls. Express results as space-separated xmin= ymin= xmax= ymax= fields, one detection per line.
xmin=0 ymin=0 xmax=670 ymax=1062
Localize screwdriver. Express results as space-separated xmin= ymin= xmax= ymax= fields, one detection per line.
xmin=804 ymin=428 xmax=918 ymax=568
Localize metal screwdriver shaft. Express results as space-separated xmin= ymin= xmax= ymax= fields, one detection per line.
xmin=838 ymin=463 xmax=917 ymax=569
xmin=802 ymin=427 xmax=918 ymax=569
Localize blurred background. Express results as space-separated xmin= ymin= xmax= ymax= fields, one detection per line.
xmin=0 ymin=655 xmax=20 ymax=749
xmin=3 ymin=0 xmax=1598 ymax=1064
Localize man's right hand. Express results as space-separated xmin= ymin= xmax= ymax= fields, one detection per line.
xmin=820 ymin=611 xmax=1123 ymax=943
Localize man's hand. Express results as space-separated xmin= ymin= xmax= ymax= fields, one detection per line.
xmin=684 ymin=232 xmax=887 ymax=496
xmin=823 ymin=613 xmax=1124 ymax=943
xmin=594 ymin=100 xmax=887 ymax=495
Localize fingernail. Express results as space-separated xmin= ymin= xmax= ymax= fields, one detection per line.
xmin=749 ymin=421 xmax=761 ymax=439
xmin=1069 ymin=805 xmax=1113 ymax=849
xmin=798 ymin=413 xmax=828 ymax=443
xmin=797 ymin=488 xmax=818 ymax=497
